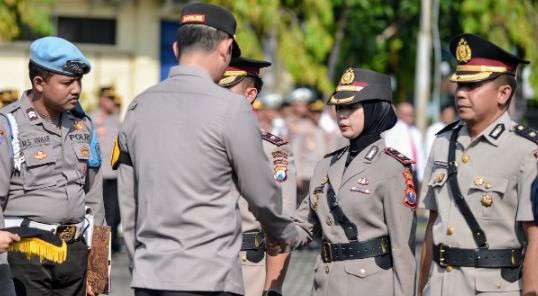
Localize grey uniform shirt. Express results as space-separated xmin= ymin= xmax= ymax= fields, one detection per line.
xmin=0 ymin=91 xmax=105 ymax=225
xmin=117 ymin=65 xmax=297 ymax=294
xmin=419 ymin=112 xmax=535 ymax=295
xmin=90 ymin=109 xmax=120 ymax=180
xmin=292 ymin=139 xmax=416 ymax=296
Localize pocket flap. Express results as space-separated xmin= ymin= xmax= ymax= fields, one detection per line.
xmin=343 ymin=258 xmax=381 ymax=278
xmin=469 ymin=176 xmax=508 ymax=194
xmin=23 ymin=146 xmax=55 ymax=167
xmin=428 ymin=168 xmax=448 ymax=187
xmin=475 ymin=268 xmax=520 ymax=292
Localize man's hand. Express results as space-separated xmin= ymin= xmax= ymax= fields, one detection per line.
xmin=522 ymin=222 xmax=538 ymax=296
xmin=418 ymin=210 xmax=437 ymax=296
xmin=86 ymin=279 xmax=95 ymax=296
xmin=265 ymin=235 xmax=289 ymax=256
xmin=0 ymin=230 xmax=20 ymax=253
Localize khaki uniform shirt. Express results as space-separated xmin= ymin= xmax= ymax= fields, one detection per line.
xmin=0 ymin=91 xmax=104 ymax=225
xmin=116 ymin=65 xmax=297 ymax=294
xmin=420 ymin=112 xmax=535 ymax=295
xmin=292 ymin=118 xmax=327 ymax=180
xmin=292 ymin=139 xmax=416 ymax=296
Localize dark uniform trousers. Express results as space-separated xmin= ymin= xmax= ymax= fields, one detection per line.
xmin=103 ymin=178 xmax=120 ymax=252
xmin=134 ymin=290 xmax=240 ymax=296
xmin=8 ymin=239 xmax=88 ymax=296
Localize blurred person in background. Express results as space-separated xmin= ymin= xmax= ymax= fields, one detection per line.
xmin=424 ymin=103 xmax=456 ymax=157
xmin=384 ymin=101 xmax=425 ymax=184
xmin=0 ymin=89 xmax=19 ymax=108
xmin=255 ymin=93 xmax=288 ymax=138
xmin=289 ymin=88 xmax=327 ymax=206
xmin=90 ymin=86 xmax=122 ymax=254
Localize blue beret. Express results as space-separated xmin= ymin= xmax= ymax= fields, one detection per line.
xmin=30 ymin=36 xmax=91 ymax=77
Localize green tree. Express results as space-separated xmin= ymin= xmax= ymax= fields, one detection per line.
xmin=0 ymin=0 xmax=54 ymax=41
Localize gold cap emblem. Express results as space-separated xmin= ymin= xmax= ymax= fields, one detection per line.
xmin=456 ymin=38 xmax=472 ymax=63
xmin=340 ymin=68 xmax=355 ymax=85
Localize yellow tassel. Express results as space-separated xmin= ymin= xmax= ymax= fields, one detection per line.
xmin=8 ymin=238 xmax=67 ymax=264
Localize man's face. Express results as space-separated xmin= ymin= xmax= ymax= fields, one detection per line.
xmin=36 ymin=74 xmax=82 ymax=112
xmin=454 ymin=79 xmax=502 ymax=125
xmin=397 ymin=103 xmax=414 ymax=125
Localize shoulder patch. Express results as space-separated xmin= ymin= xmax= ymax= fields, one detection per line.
xmin=261 ymin=131 xmax=288 ymax=147
xmin=384 ymin=147 xmax=415 ymax=166
xmin=513 ymin=124 xmax=538 ymax=145
xmin=435 ymin=120 xmax=460 ymax=136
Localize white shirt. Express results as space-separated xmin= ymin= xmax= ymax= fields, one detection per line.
xmin=383 ymin=120 xmax=425 ymax=181
xmin=424 ymin=121 xmax=446 ymax=159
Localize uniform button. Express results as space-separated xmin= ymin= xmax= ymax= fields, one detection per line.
xmin=461 ymin=154 xmax=470 ymax=164
xmin=240 ymin=252 xmax=247 ymax=263
xmin=325 ymin=265 xmax=330 ymax=273
xmin=435 ymin=173 xmax=445 ymax=183
xmin=496 ymin=283 xmax=502 ymax=289
xmin=326 ymin=217 xmax=333 ymax=226
xmin=321 ymin=177 xmax=328 ymax=185
xmin=446 ymin=226 xmax=455 ymax=236
xmin=359 ymin=268 xmax=366 ymax=276
xmin=445 ymin=265 xmax=453 ymax=272
xmin=485 ymin=182 xmax=492 ymax=189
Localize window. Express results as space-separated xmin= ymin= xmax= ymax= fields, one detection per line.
xmin=57 ymin=17 xmax=116 ymax=45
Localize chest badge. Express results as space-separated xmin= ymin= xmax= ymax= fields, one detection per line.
xmin=481 ymin=194 xmax=494 ymax=207
xmin=357 ymin=177 xmax=369 ymax=185
xmin=34 ymin=150 xmax=47 ymax=160
xmin=74 ymin=120 xmax=85 ymax=131
xmin=80 ymin=146 xmax=90 ymax=158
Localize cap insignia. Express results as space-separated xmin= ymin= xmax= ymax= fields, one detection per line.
xmin=456 ymin=38 xmax=472 ymax=63
xmin=182 ymin=14 xmax=205 ymax=24
xmin=340 ymin=68 xmax=355 ymax=85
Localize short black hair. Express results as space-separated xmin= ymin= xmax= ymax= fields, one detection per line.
xmin=176 ymin=24 xmax=230 ymax=56
xmin=494 ymin=74 xmax=517 ymax=107
xmin=440 ymin=103 xmax=455 ymax=113
xmin=28 ymin=61 xmax=53 ymax=83
xmin=240 ymin=76 xmax=263 ymax=92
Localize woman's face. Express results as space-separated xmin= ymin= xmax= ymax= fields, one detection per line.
xmin=335 ymin=103 xmax=365 ymax=139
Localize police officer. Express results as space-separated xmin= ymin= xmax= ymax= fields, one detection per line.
xmin=113 ymin=3 xmax=298 ymax=296
xmin=290 ymin=68 xmax=417 ymax=296
xmin=218 ymin=57 xmax=297 ymax=296
xmin=418 ymin=33 xmax=538 ymax=296
xmin=0 ymin=36 xmax=105 ymax=295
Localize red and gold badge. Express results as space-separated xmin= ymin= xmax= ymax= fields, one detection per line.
xmin=402 ymin=168 xmax=417 ymax=209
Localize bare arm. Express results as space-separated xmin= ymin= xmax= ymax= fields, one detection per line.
xmin=418 ymin=210 xmax=437 ymax=296
xmin=523 ymin=222 xmax=538 ymax=296
xmin=263 ymin=252 xmax=290 ymax=294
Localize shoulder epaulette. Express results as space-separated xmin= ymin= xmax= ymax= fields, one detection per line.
xmin=384 ymin=147 xmax=415 ymax=166
xmin=260 ymin=131 xmax=288 ymax=147
xmin=514 ymin=123 xmax=538 ymax=145
xmin=0 ymin=100 xmax=21 ymax=114
xmin=435 ymin=120 xmax=460 ymax=135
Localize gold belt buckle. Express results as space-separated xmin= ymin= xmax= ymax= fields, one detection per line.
xmin=438 ymin=244 xmax=448 ymax=267
xmin=321 ymin=242 xmax=332 ymax=262
xmin=57 ymin=225 xmax=77 ymax=242
xmin=254 ymin=232 xmax=264 ymax=249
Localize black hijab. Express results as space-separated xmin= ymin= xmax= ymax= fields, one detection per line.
xmin=346 ymin=100 xmax=397 ymax=167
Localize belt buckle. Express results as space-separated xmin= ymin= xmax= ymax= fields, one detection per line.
xmin=254 ymin=232 xmax=264 ymax=249
xmin=438 ymin=244 xmax=448 ymax=267
xmin=511 ymin=249 xmax=517 ymax=266
xmin=380 ymin=237 xmax=387 ymax=253
xmin=321 ymin=242 xmax=332 ymax=263
xmin=57 ymin=225 xmax=76 ymax=242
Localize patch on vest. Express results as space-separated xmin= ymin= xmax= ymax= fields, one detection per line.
xmin=402 ymin=168 xmax=417 ymax=209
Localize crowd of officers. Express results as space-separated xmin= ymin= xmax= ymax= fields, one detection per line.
xmin=0 ymin=2 xmax=537 ymax=296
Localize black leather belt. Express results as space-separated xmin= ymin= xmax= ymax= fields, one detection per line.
xmin=433 ymin=244 xmax=523 ymax=268
xmin=321 ymin=235 xmax=391 ymax=263
xmin=241 ymin=231 xmax=264 ymax=251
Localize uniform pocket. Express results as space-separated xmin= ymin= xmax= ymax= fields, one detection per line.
xmin=468 ymin=176 xmax=508 ymax=220
xmin=475 ymin=268 xmax=521 ymax=293
xmin=343 ymin=257 xmax=383 ymax=278
xmin=22 ymin=145 xmax=60 ymax=190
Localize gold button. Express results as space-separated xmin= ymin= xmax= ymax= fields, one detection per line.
xmin=446 ymin=265 xmax=453 ymax=272
xmin=325 ymin=265 xmax=330 ymax=273
xmin=481 ymin=194 xmax=494 ymax=207
xmin=447 ymin=226 xmax=455 ymax=236
xmin=474 ymin=176 xmax=484 ymax=186
xmin=496 ymin=283 xmax=501 ymax=289
xmin=240 ymin=252 xmax=247 ymax=262
xmin=321 ymin=177 xmax=328 ymax=185
xmin=485 ymin=182 xmax=492 ymax=189
xmin=326 ymin=217 xmax=333 ymax=226
xmin=435 ymin=173 xmax=446 ymax=183
xmin=462 ymin=154 xmax=470 ymax=164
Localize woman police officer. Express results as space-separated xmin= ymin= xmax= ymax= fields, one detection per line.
xmin=290 ymin=68 xmax=417 ymax=296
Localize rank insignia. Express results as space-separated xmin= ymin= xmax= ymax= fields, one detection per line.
xmin=340 ymin=68 xmax=355 ymax=85
xmin=34 ymin=150 xmax=47 ymax=160
xmin=365 ymin=146 xmax=379 ymax=161
xmin=80 ymin=146 xmax=90 ymax=158
xmin=456 ymin=38 xmax=472 ymax=63
xmin=489 ymin=123 xmax=505 ymax=140
xmin=384 ymin=147 xmax=414 ymax=165
xmin=74 ymin=121 xmax=85 ymax=131
xmin=402 ymin=168 xmax=417 ymax=209
xmin=272 ymin=150 xmax=288 ymax=182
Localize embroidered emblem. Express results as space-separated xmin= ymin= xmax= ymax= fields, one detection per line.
xmin=80 ymin=146 xmax=90 ymax=158
xmin=26 ymin=108 xmax=38 ymax=121
xmin=357 ymin=177 xmax=369 ymax=185
xmin=402 ymin=168 xmax=417 ymax=209
xmin=272 ymin=150 xmax=288 ymax=182
xmin=340 ymin=68 xmax=355 ymax=85
xmin=456 ymin=38 xmax=472 ymax=63
xmin=34 ymin=150 xmax=47 ymax=160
